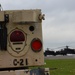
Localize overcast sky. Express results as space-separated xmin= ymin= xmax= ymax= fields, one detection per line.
xmin=0 ymin=0 xmax=75 ymax=50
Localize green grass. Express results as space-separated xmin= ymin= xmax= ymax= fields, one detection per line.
xmin=44 ymin=59 xmax=75 ymax=75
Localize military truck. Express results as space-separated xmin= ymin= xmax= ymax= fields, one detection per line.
xmin=0 ymin=9 xmax=50 ymax=75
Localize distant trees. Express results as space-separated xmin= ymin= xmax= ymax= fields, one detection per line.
xmin=44 ymin=46 xmax=75 ymax=56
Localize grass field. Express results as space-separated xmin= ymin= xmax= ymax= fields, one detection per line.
xmin=44 ymin=59 xmax=75 ymax=75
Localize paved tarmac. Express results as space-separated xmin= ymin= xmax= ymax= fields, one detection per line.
xmin=45 ymin=55 xmax=75 ymax=59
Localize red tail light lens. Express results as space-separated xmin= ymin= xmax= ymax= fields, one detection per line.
xmin=31 ymin=38 xmax=42 ymax=52
xmin=10 ymin=30 xmax=25 ymax=42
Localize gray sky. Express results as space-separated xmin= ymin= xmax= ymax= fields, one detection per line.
xmin=0 ymin=0 xmax=75 ymax=50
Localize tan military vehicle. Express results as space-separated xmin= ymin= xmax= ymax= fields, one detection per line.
xmin=0 ymin=9 xmax=50 ymax=75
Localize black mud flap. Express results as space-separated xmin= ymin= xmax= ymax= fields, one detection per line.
xmin=30 ymin=68 xmax=45 ymax=75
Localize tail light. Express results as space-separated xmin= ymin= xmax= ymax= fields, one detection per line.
xmin=10 ymin=30 xmax=25 ymax=42
xmin=31 ymin=38 xmax=42 ymax=52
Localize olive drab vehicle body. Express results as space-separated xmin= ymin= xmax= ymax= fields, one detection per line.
xmin=0 ymin=9 xmax=45 ymax=70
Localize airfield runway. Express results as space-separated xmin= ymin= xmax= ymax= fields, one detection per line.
xmin=45 ymin=55 xmax=75 ymax=59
